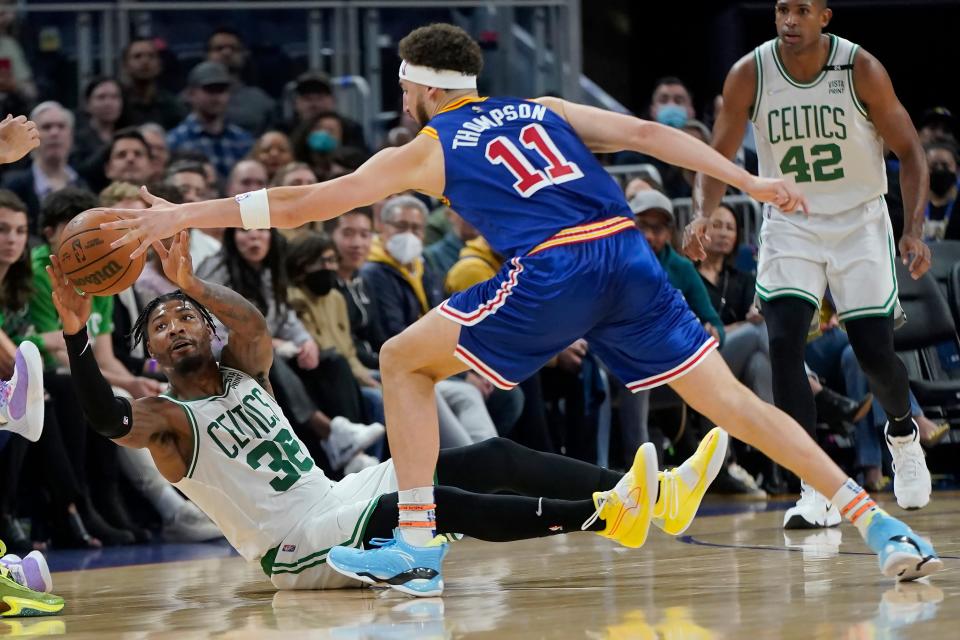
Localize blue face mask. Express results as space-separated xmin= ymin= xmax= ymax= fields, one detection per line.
xmin=655 ymin=104 xmax=688 ymax=128
xmin=307 ymin=130 xmax=338 ymax=154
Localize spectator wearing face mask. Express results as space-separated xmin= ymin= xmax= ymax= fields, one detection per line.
xmin=362 ymin=194 xmax=498 ymax=447
xmin=287 ymin=231 xmax=379 ymax=390
xmin=612 ymin=77 xmax=698 ymax=197
xmin=361 ymin=195 xmax=444 ymax=344
xmin=286 ymin=231 xmax=385 ymax=434
xmin=291 ymin=111 xmax=345 ymax=181
xmin=283 ymin=71 xmax=367 ymax=150
xmin=921 ymin=139 xmax=959 ymax=242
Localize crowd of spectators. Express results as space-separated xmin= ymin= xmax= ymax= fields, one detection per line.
xmin=1 ymin=13 xmax=958 ymax=553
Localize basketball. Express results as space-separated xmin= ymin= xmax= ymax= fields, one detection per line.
xmin=56 ymin=209 xmax=145 ymax=296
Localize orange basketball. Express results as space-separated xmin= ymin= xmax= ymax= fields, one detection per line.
xmin=56 ymin=209 xmax=145 ymax=296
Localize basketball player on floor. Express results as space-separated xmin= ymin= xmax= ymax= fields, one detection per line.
xmin=688 ymin=0 xmax=932 ymax=528
xmin=100 ymin=24 xmax=941 ymax=595
xmin=49 ymin=231 xmax=727 ymax=593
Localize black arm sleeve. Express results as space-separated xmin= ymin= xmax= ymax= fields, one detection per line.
xmin=64 ymin=327 xmax=133 ymax=439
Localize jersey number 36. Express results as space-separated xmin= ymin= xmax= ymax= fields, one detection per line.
xmin=485 ymin=124 xmax=584 ymax=197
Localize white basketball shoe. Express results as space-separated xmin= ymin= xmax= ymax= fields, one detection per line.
xmin=783 ymin=481 xmax=841 ymax=529
xmin=885 ymin=421 xmax=931 ymax=510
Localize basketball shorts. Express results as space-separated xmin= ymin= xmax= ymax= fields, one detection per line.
xmin=437 ymin=219 xmax=716 ymax=393
xmin=756 ymin=197 xmax=902 ymax=323
xmin=264 ymin=459 xmax=398 ymax=590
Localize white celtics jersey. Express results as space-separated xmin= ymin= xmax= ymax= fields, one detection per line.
xmin=166 ymin=366 xmax=332 ymax=561
xmin=751 ymin=34 xmax=886 ymax=214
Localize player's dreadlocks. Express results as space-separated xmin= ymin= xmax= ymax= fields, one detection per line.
xmin=130 ymin=290 xmax=218 ymax=353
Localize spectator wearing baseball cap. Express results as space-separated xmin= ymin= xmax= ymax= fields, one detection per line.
xmin=284 ymin=71 xmax=367 ymax=150
xmin=166 ymin=61 xmax=254 ymax=179
xmin=630 ymin=189 xmax=724 ymax=346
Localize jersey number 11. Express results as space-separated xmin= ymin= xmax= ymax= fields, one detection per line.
xmin=485 ymin=124 xmax=584 ymax=197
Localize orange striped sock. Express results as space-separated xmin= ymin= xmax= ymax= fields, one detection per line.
xmin=398 ymin=487 xmax=436 ymax=546
xmin=832 ymin=478 xmax=885 ymax=536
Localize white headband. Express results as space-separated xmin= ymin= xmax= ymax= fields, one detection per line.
xmin=399 ymin=60 xmax=477 ymax=90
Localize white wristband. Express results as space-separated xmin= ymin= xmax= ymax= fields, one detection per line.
xmin=235 ymin=188 xmax=271 ymax=229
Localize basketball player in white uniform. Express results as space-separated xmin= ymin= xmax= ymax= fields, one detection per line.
xmin=689 ymin=0 xmax=932 ymax=527
xmin=48 ymin=230 xmax=734 ymax=591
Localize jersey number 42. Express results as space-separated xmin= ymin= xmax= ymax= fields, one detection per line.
xmin=779 ymin=143 xmax=845 ymax=183
xmin=485 ymin=124 xmax=584 ymax=197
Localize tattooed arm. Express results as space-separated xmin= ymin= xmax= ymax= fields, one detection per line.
xmin=154 ymin=231 xmax=274 ymax=386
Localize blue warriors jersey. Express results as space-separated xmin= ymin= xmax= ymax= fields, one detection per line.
xmin=422 ymin=96 xmax=633 ymax=257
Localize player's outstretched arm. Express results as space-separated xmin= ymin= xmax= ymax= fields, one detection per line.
xmin=853 ymin=48 xmax=931 ymax=279
xmin=153 ymin=230 xmax=274 ymax=383
xmin=536 ymin=94 xmax=805 ymax=216
xmin=100 ymin=137 xmax=442 ymax=258
xmin=48 ymin=254 xmax=171 ymax=450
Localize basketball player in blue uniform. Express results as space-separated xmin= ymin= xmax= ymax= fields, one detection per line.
xmin=102 ymin=24 xmax=941 ymax=595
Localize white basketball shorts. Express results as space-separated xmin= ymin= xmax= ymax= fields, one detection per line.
xmin=263 ymin=459 xmax=398 ymax=590
xmin=756 ymin=196 xmax=901 ymax=323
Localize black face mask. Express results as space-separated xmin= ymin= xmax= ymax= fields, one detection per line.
xmin=930 ymin=167 xmax=957 ymax=197
xmin=304 ymin=269 xmax=336 ymax=297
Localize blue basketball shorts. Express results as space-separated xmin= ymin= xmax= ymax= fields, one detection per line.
xmin=437 ymin=217 xmax=717 ymax=392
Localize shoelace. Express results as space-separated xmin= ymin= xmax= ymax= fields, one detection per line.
xmin=580 ymin=470 xmax=642 ymax=531
xmin=887 ymin=432 xmax=920 ymax=481
xmin=892 ymin=450 xmax=923 ymax=481
xmin=796 ymin=485 xmax=818 ymax=508
xmin=368 ymin=537 xmax=399 ymax=550
xmin=580 ymin=494 xmax=608 ymax=531
xmin=653 ymin=471 xmax=681 ymax=521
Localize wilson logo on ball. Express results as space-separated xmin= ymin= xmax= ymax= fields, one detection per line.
xmin=73 ymin=260 xmax=123 ymax=287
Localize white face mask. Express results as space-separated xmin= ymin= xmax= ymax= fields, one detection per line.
xmin=386 ymin=231 xmax=423 ymax=265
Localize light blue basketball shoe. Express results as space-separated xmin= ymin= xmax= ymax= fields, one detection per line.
xmin=865 ymin=511 xmax=943 ymax=581
xmin=327 ymin=529 xmax=448 ymax=597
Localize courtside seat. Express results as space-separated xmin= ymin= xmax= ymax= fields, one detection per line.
xmin=947 ymin=262 xmax=960 ymax=330
xmin=929 ymin=241 xmax=960 ymax=292
xmin=894 ymin=263 xmax=960 ymax=428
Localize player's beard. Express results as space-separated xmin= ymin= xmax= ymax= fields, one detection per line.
xmin=173 ymin=351 xmax=208 ymax=375
xmin=415 ymin=102 xmax=431 ymax=127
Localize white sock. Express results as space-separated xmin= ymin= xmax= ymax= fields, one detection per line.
xmin=397 ymin=486 xmax=436 ymax=547
xmin=831 ymin=478 xmax=885 ymax=538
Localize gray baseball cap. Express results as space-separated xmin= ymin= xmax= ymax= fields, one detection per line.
xmin=188 ymin=61 xmax=231 ymax=88
xmin=629 ymin=190 xmax=674 ymax=224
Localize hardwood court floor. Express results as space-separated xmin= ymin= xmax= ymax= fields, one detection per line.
xmin=8 ymin=494 xmax=959 ymax=639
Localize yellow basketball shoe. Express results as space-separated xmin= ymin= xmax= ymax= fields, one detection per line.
xmin=582 ymin=443 xmax=658 ymax=548
xmin=652 ymin=427 xmax=729 ymax=536
xmin=0 ymin=565 xmax=64 ymax=618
